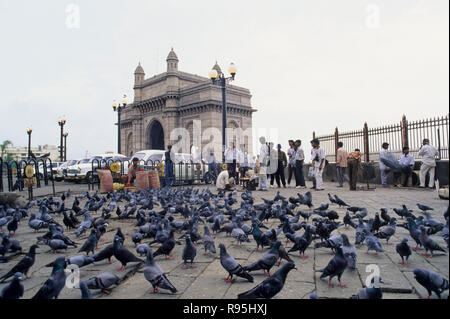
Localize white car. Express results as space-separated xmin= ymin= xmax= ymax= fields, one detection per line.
xmin=55 ymin=159 xmax=80 ymax=181
xmin=66 ymin=153 xmax=127 ymax=183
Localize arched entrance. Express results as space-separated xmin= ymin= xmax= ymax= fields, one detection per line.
xmin=147 ymin=120 xmax=164 ymax=150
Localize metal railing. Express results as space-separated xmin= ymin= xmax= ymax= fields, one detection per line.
xmin=313 ymin=114 xmax=449 ymax=162
xmin=1 ymin=157 xmax=55 ymax=196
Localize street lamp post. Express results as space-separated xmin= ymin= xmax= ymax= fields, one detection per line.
xmin=112 ymin=94 xmax=128 ymax=155
xmin=26 ymin=127 xmax=33 ymax=159
xmin=209 ymin=62 xmax=237 ymax=163
xmin=57 ymin=117 xmax=66 ymax=162
xmin=63 ymin=132 xmax=68 ymax=162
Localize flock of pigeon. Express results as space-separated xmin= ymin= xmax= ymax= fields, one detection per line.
xmin=0 ymin=186 xmax=448 ymax=299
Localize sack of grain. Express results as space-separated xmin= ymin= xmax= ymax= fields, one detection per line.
xmin=136 ymin=171 xmax=149 ymax=190
xmin=148 ymin=170 xmax=160 ymax=189
xmin=98 ymin=170 xmax=113 ymax=193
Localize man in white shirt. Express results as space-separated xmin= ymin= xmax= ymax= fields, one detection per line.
xmin=224 ymin=143 xmax=238 ymax=182
xmin=294 ymin=140 xmax=306 ymax=189
xmin=310 ymin=138 xmax=326 ymax=191
xmin=394 ymin=146 xmax=415 ymax=187
xmin=379 ymin=142 xmax=392 ymax=187
xmin=216 ymin=167 xmax=235 ymax=191
xmin=418 ymin=138 xmax=439 ymax=188
xmin=258 ymin=137 xmax=269 ymax=191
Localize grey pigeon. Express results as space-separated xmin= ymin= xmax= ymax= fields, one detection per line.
xmin=365 ymin=232 xmax=383 ymax=254
xmin=136 ymin=243 xmax=151 ymax=257
xmin=31 ymin=257 xmax=67 ymax=299
xmin=0 ymin=245 xmax=39 ymax=282
xmin=143 ymin=247 xmax=177 ymax=294
xmin=237 ymin=262 xmax=296 ymax=299
xmin=218 ymin=243 xmax=253 ymax=283
xmin=316 ymin=246 xmax=348 ymax=287
xmin=231 ymin=227 xmax=250 ymax=245
xmin=86 ymin=272 xmax=120 ymax=294
xmin=79 ymin=280 xmax=93 ymax=299
xmin=417 ymin=203 xmax=434 ymax=212
xmin=413 ymin=268 xmax=449 ymax=299
xmin=375 ymin=218 xmax=397 ymax=245
xmin=38 ymin=238 xmax=67 ymax=253
xmin=396 ymin=237 xmax=412 ymax=266
xmin=202 ymin=226 xmax=216 ymax=254
xmin=341 ymin=234 xmax=357 ymax=269
xmin=78 ymin=229 xmax=98 ymax=256
xmin=419 ymin=225 xmax=446 ymax=258
xmin=350 ymin=276 xmax=384 ymax=299
xmin=182 ymin=234 xmax=197 ymax=269
xmin=243 ymin=241 xmax=280 ymax=276
xmin=0 ymin=272 xmax=24 ymax=299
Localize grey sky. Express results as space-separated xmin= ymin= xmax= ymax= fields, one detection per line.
xmin=0 ymin=0 xmax=448 ymax=160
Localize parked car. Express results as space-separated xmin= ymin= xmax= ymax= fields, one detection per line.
xmin=37 ymin=162 xmax=63 ymax=180
xmin=55 ymin=159 xmax=80 ymax=181
xmin=66 ymin=153 xmax=127 ymax=183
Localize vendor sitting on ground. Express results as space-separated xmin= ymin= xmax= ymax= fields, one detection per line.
xmin=216 ymin=167 xmax=235 ymax=191
xmin=125 ymin=157 xmax=140 ymax=186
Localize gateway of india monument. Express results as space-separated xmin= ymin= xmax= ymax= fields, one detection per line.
xmin=120 ymin=48 xmax=257 ymax=159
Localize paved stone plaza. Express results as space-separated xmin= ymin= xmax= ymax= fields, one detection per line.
xmin=1 ymin=182 xmax=448 ymax=299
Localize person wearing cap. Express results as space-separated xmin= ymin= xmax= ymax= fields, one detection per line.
xmin=270 ymin=144 xmax=287 ymax=188
xmin=310 ymin=138 xmax=326 ymax=191
xmin=379 ymin=142 xmax=393 ymax=187
xmin=418 ymin=138 xmax=439 ymax=188
xmin=293 ymin=139 xmax=306 ymax=189
xmin=126 ymin=157 xmax=140 ymax=186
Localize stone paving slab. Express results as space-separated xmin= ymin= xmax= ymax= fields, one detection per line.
xmin=1 ymin=182 xmax=448 ymax=299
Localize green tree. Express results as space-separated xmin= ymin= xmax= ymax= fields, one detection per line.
xmin=1 ymin=140 xmax=13 ymax=159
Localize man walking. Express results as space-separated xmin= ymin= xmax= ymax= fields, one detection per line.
xmin=394 ymin=146 xmax=415 ymax=187
xmin=336 ymin=141 xmax=348 ymax=188
xmin=418 ymin=138 xmax=439 ymax=188
xmin=379 ymin=142 xmax=392 ymax=188
xmin=310 ymin=138 xmax=326 ymax=191
xmin=287 ymin=140 xmax=296 ymax=187
xmin=347 ymin=148 xmax=362 ymax=191
xmin=164 ymin=145 xmax=175 ymax=187
xmin=293 ymin=140 xmax=306 ymax=189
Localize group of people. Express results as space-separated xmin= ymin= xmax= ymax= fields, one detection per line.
xmin=254 ymin=137 xmax=327 ymax=192
xmin=378 ymin=138 xmax=439 ymax=189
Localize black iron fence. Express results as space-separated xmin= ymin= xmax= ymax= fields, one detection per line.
xmin=313 ymin=114 xmax=449 ymax=163
xmin=0 ymin=157 xmax=55 ymax=195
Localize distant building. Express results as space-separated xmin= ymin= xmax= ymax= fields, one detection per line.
xmin=6 ymin=145 xmax=60 ymax=162
xmin=120 ymin=48 xmax=256 ymax=158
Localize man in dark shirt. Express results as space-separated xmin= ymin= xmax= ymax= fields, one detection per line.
xmin=164 ymin=145 xmax=174 ymax=187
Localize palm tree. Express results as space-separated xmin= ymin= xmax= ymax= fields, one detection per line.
xmin=1 ymin=140 xmax=13 ymax=159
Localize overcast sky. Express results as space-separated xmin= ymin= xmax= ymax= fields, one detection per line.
xmin=0 ymin=0 xmax=448 ymax=160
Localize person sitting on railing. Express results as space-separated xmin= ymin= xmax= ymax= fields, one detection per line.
xmin=126 ymin=157 xmax=139 ymax=186
xmin=393 ymin=146 xmax=415 ymax=187
xmin=216 ymin=166 xmax=235 ymax=191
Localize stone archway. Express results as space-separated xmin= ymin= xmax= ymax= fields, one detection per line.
xmin=147 ymin=120 xmax=165 ymax=150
